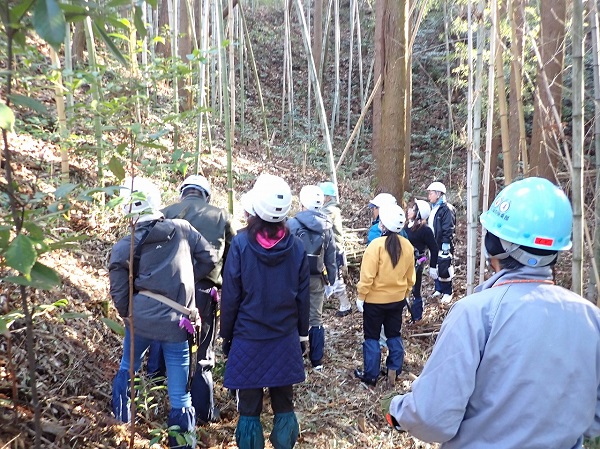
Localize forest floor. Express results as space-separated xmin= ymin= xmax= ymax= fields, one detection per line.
xmin=0 ymin=129 xmax=463 ymax=449
xmin=2 ymin=1 xmax=573 ymax=448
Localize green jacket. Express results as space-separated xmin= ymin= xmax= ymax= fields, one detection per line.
xmin=162 ymin=195 xmax=236 ymax=287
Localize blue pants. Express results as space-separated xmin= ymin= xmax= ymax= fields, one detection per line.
xmin=411 ymin=263 xmax=425 ymax=320
xmin=435 ymin=278 xmax=453 ymax=295
xmin=119 ymin=327 xmax=191 ymax=410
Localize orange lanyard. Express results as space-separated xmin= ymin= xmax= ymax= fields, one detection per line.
xmin=493 ymin=279 xmax=554 ymax=288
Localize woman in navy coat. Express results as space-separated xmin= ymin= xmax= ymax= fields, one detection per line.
xmin=220 ymin=174 xmax=310 ymax=449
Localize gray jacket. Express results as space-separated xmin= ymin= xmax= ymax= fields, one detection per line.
xmin=109 ymin=218 xmax=217 ymax=342
xmin=287 ymin=210 xmax=337 ymax=285
xmin=389 ymin=265 xmax=600 ymax=448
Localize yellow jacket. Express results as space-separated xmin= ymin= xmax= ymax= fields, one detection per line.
xmin=357 ymin=235 xmax=416 ymax=304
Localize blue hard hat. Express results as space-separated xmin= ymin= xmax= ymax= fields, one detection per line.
xmin=319 ymin=181 xmax=337 ymax=197
xmin=480 ymin=177 xmax=572 ymax=251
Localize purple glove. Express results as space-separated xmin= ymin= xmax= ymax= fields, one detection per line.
xmin=210 ymin=287 xmax=220 ymax=303
xmin=179 ymin=316 xmax=195 ymax=335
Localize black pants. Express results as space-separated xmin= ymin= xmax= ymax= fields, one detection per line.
xmin=191 ymin=288 xmax=218 ymax=424
xmin=237 ymin=385 xmax=294 ymax=416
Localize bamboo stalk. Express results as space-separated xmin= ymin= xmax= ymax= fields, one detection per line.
xmin=494 ymin=1 xmax=511 ymax=184
xmin=465 ymin=0 xmax=476 ymax=294
xmin=228 ymin=0 xmax=235 ymax=136
xmin=83 ymin=16 xmax=104 ymax=192
xmin=329 ymin=0 xmax=340 ymax=133
xmin=239 ymin=1 xmax=269 ymax=145
xmin=345 ymin=0 xmax=355 ymax=138
xmin=571 ymin=0 xmax=584 ymax=295
xmin=215 ymin=0 xmax=233 ymax=213
xmin=479 ymin=0 xmax=496 ymax=283
xmin=49 ymin=48 xmax=69 ymax=182
xmin=238 ymin=7 xmax=245 ymax=141
xmin=588 ymin=0 xmax=600 ymax=304
xmin=293 ymin=0 xmax=339 ymax=197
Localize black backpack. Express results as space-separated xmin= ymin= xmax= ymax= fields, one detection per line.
xmin=295 ymin=226 xmax=326 ymax=275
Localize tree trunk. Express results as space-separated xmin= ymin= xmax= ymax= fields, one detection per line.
xmin=508 ymin=0 xmax=526 ymax=179
xmin=528 ymin=0 xmax=566 ymax=181
xmin=372 ymin=0 xmax=409 ymax=200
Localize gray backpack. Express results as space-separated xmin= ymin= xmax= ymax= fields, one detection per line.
xmin=295 ymin=226 xmax=325 ymax=275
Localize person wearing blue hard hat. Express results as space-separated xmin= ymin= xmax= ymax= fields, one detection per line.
xmin=319 ymin=181 xmax=352 ymax=317
xmin=382 ymin=177 xmax=600 ymax=449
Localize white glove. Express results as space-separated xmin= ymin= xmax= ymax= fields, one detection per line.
xmin=356 ymin=300 xmax=364 ymax=313
xmin=429 ymin=267 xmax=439 ymax=280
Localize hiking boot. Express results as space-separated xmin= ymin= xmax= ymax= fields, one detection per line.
xmin=335 ymin=309 xmax=352 ymax=317
xmin=354 ymin=369 xmax=377 ymax=387
xmin=431 ymin=291 xmax=442 ymax=299
xmin=313 ymin=365 xmax=323 ymax=373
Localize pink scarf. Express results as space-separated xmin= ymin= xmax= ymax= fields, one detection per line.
xmin=256 ymin=228 xmax=286 ymax=249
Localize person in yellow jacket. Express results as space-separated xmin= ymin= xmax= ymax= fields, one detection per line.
xmin=354 ymin=203 xmax=415 ymax=387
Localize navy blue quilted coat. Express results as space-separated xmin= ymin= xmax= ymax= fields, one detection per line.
xmin=220 ymin=229 xmax=310 ymax=389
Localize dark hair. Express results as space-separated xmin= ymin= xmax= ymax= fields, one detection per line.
xmin=247 ymin=215 xmax=288 ymax=242
xmin=404 ymin=201 xmax=427 ymax=231
xmin=485 ymin=232 xmax=557 ymax=269
xmin=382 ymin=230 xmax=403 ymax=267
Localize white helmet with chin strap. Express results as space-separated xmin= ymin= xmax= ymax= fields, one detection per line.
xmin=299 ymin=185 xmax=324 ymax=211
xmin=414 ymin=199 xmax=431 ymax=220
xmin=252 ymin=174 xmax=292 ymax=223
xmin=120 ymin=177 xmax=162 ymax=218
xmin=427 ymin=181 xmax=446 ymax=194
xmin=378 ymin=204 xmax=406 ymax=233
xmin=179 ymin=175 xmax=211 ymax=200
xmin=369 ymin=193 xmax=397 ymax=208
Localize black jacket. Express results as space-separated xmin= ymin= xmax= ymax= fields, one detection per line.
xmin=162 ymin=195 xmax=236 ymax=288
xmin=405 ymin=222 xmax=439 ymax=268
xmin=430 ymin=202 xmax=456 ymax=252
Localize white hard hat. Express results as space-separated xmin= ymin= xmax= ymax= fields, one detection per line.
xmin=414 ymin=199 xmax=431 ymax=220
xmin=252 ymin=174 xmax=292 ymax=222
xmin=179 ymin=175 xmax=211 ymax=197
xmin=120 ymin=177 xmax=162 ymax=215
xmin=299 ymin=185 xmax=324 ymax=211
xmin=240 ymin=189 xmax=255 ymax=216
xmin=427 ymin=181 xmax=446 ymax=194
xmin=378 ymin=204 xmax=406 ymax=233
xmin=369 ymin=193 xmax=397 ymax=208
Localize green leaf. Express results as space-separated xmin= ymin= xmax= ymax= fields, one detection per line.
xmin=0 ymin=228 xmax=10 ymax=249
xmin=54 ymin=183 xmax=77 ymax=199
xmin=101 ymin=317 xmax=125 ymax=336
xmin=108 ymin=156 xmax=126 ymax=181
xmin=0 ymin=103 xmax=15 ymax=132
xmin=138 ymin=141 xmax=166 ymax=150
xmin=23 ymin=222 xmax=44 ymax=240
xmin=8 ymin=93 xmax=49 ymax=115
xmin=4 ymin=261 xmax=61 ymax=290
xmin=133 ymin=6 xmax=146 ymax=39
xmin=32 ymin=0 xmax=66 ymax=50
xmin=5 ymin=234 xmax=36 ymax=276
xmin=92 ymin=21 xmax=128 ymax=67
xmin=58 ymin=3 xmax=87 ymax=14
xmin=9 ymin=0 xmax=36 ymax=23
